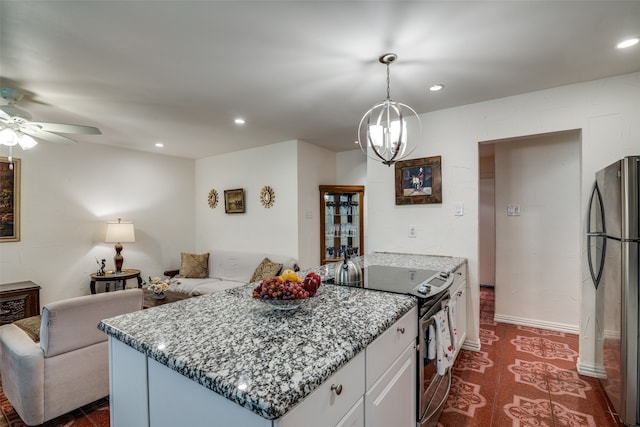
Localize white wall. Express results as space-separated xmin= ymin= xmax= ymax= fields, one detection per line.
xmin=366 ymin=72 xmax=640 ymax=367
xmin=194 ymin=140 xmax=335 ymax=269
xmin=336 ymin=149 xmax=366 ymax=185
xmin=297 ymin=142 xmax=336 ymax=268
xmin=479 ymin=144 xmax=495 ymax=286
xmin=194 ymin=141 xmax=299 ymax=258
xmin=0 ymin=142 xmax=194 ymax=307
xmin=494 ymin=131 xmax=581 ymax=332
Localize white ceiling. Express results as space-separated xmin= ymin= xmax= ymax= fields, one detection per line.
xmin=1 ymin=1 xmax=639 ymax=159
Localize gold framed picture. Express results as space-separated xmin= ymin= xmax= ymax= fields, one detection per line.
xmin=394 ymin=155 xmax=442 ymax=205
xmin=224 ymin=188 xmax=245 ymax=213
xmin=0 ymin=157 xmax=21 ymax=242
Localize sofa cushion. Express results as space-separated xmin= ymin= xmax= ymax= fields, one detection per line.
xmin=13 ymin=315 xmax=41 ymax=342
xmin=179 ymin=252 xmax=209 ymax=278
xmin=169 ymin=277 xmax=222 ymax=295
xmin=250 ymin=257 xmax=284 ymax=283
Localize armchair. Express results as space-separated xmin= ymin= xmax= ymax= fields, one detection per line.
xmin=0 ymin=289 xmax=143 ymax=426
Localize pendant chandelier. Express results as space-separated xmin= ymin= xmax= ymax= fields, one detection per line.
xmin=358 ymin=53 xmax=422 ymax=166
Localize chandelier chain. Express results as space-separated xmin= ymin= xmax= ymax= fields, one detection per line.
xmin=386 ymin=63 xmax=391 ymax=100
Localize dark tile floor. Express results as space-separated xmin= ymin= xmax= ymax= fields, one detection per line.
xmin=438 ymin=286 xmax=625 ymax=427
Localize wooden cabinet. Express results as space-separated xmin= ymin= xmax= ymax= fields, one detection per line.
xmin=451 ymin=265 xmax=467 ymax=356
xmin=319 ymin=185 xmax=364 ymax=265
xmin=0 ymin=281 xmax=40 ymax=325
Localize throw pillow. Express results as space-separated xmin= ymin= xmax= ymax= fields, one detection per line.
xmin=13 ymin=315 xmax=41 ymax=343
xmin=179 ymin=252 xmax=209 ymax=278
xmin=250 ymin=257 xmax=283 ymax=283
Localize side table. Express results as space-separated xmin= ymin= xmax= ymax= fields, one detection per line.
xmin=142 ymin=289 xmax=192 ymax=309
xmin=90 ymin=269 xmax=143 ymax=294
xmin=0 ymin=281 xmax=41 ymax=325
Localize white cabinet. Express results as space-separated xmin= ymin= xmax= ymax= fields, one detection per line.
xmin=109 ymin=308 xmax=418 ymax=427
xmin=364 ymin=342 xmax=416 ymax=427
xmin=277 ymin=351 xmax=365 ymax=427
xmin=336 ymin=397 xmax=364 ymax=427
xmin=451 ymin=265 xmax=467 ymax=356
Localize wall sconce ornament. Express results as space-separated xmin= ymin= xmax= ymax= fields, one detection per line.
xmin=208 ymin=188 xmax=219 ymax=209
xmin=260 ymin=186 xmax=275 ymax=208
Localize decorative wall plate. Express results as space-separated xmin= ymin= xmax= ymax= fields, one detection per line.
xmin=208 ymin=188 xmax=219 ymax=209
xmin=260 ymin=186 xmax=275 ymax=208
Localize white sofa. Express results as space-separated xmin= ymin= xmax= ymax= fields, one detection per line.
xmin=0 ymin=288 xmax=143 ymax=426
xmin=165 ymin=249 xmax=299 ymax=296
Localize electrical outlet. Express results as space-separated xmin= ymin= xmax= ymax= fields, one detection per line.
xmin=408 ymin=225 xmax=417 ymax=238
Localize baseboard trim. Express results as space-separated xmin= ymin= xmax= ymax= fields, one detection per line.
xmin=461 ymin=339 xmax=481 ymax=352
xmin=576 ymin=358 xmax=605 ymax=378
xmin=493 ymin=314 xmax=579 ymax=335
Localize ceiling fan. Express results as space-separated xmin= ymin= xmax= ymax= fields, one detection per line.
xmin=0 ymin=87 xmax=101 ymax=150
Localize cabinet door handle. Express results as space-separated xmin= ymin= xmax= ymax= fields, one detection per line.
xmin=397 ymin=327 xmax=405 ymax=334
xmin=331 ymin=384 xmax=343 ymax=395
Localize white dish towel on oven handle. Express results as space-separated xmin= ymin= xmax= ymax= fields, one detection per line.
xmin=432 ymin=309 xmax=454 ymax=375
xmin=446 ymin=298 xmax=457 ymax=351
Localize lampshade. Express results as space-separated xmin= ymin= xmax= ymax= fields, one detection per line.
xmin=105 ymin=218 xmax=135 ymax=273
xmin=357 ymin=53 xmax=422 ymax=166
xmin=105 ymin=219 xmax=135 ymax=243
xmin=0 ymin=128 xmax=38 ymax=150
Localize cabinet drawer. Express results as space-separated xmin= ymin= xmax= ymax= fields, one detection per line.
xmin=366 ymin=306 xmax=417 ymax=390
xmin=278 ymin=350 xmax=365 ymax=427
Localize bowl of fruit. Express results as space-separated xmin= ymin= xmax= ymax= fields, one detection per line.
xmin=252 ymin=269 xmax=322 ymax=311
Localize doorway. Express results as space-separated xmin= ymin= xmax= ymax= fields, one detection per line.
xmin=478 ymin=130 xmax=582 ymax=329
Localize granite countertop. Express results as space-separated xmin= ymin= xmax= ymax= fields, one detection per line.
xmin=98 ymin=252 xmax=466 ymax=420
xmin=98 ymin=281 xmax=416 ymax=420
xmin=303 ymin=251 xmax=467 ymax=279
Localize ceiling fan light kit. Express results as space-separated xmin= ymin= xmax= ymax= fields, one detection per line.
xmin=0 ymin=87 xmax=102 ymax=154
xmin=358 ymin=53 xmax=422 ymax=167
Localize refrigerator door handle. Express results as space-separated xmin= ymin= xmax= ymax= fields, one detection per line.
xmin=587 ymin=183 xmax=607 ymax=289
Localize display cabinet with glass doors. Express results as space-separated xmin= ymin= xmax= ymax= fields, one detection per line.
xmin=319 ymin=185 xmax=364 ymax=265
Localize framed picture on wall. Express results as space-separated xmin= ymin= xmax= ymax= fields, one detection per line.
xmin=394 ymin=155 xmax=442 ymax=205
xmin=0 ymin=157 xmax=21 ymax=242
xmin=224 ymin=188 xmax=245 ymax=213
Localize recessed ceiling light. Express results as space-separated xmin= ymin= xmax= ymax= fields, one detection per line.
xmin=429 ymin=84 xmax=445 ymax=92
xmin=234 ymin=118 xmax=246 ymax=125
xmin=155 ymin=142 xmax=164 ymax=148
xmin=617 ymin=37 xmax=639 ymax=49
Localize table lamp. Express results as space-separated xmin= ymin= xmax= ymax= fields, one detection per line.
xmin=105 ymin=218 xmax=135 ymax=273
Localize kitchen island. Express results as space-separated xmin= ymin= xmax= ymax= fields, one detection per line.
xmin=98 ymin=253 xmax=466 ymax=426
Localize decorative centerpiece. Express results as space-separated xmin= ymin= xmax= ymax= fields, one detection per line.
xmin=252 ymin=270 xmax=321 ymax=310
xmin=144 ymin=276 xmax=172 ymax=299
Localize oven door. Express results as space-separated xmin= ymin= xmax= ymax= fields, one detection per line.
xmin=418 ymin=295 xmax=452 ymax=427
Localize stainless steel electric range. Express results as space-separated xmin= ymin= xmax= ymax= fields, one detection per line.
xmin=326 ymin=264 xmax=455 ymax=427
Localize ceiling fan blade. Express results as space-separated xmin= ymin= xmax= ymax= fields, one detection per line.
xmin=21 ymin=128 xmax=78 ymax=144
xmin=0 ymin=108 xmax=12 ymax=121
xmin=29 ymin=122 xmax=101 ymax=135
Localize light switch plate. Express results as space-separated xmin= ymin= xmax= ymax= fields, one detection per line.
xmin=455 ymin=202 xmax=464 ymax=216
xmin=507 ymin=204 xmax=521 ymax=216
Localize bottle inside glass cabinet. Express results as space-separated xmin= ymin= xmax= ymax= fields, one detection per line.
xmin=319 ymin=185 xmax=364 ymax=264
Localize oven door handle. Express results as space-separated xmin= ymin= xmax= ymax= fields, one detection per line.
xmin=419 ymin=367 xmax=452 ymax=427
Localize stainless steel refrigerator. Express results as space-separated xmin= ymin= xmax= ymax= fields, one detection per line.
xmin=588 ymin=155 xmax=640 ymax=426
